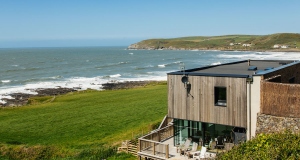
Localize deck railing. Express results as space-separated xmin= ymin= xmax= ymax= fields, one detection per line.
xmin=117 ymin=140 xmax=138 ymax=156
xmin=138 ymin=124 xmax=174 ymax=160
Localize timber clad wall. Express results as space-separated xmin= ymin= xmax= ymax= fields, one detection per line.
xmin=261 ymin=81 xmax=300 ymax=118
xmin=168 ymin=75 xmax=247 ymax=128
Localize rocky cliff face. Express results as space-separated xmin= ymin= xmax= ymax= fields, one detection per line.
xmin=128 ymin=42 xmax=192 ymax=50
xmin=127 ymin=43 xmax=140 ymax=49
xmin=127 ymin=43 xmax=156 ymax=50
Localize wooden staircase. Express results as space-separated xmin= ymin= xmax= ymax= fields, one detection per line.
xmin=118 ymin=140 xmax=139 ymax=157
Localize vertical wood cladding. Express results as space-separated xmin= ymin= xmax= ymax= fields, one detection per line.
xmin=168 ymin=75 xmax=247 ymax=128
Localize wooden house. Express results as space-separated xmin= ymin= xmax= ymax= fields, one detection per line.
xmin=138 ymin=59 xmax=300 ymax=160
xmin=167 ymin=59 xmax=300 ymax=145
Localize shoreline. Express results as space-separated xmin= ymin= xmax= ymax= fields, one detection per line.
xmin=0 ymin=80 xmax=166 ymax=107
xmin=127 ymin=48 xmax=300 ymax=53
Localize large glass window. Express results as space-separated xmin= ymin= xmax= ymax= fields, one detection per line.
xmin=173 ymin=119 xmax=202 ymax=146
xmin=173 ymin=119 xmax=238 ymax=146
xmin=214 ymin=87 xmax=227 ymax=106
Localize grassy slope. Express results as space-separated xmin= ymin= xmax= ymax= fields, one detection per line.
xmin=0 ymin=83 xmax=167 ymax=150
xmin=133 ymin=33 xmax=300 ymax=50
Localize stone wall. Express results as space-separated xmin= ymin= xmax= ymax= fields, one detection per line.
xmin=256 ymin=113 xmax=300 ymax=135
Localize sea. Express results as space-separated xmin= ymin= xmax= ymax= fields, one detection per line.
xmin=1 ymin=46 xmax=300 ymax=104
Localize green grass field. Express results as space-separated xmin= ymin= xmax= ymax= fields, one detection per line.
xmin=0 ymin=82 xmax=167 ymax=159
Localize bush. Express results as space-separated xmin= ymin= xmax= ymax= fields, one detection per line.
xmin=0 ymin=144 xmax=60 ymax=160
xmin=76 ymin=146 xmax=117 ymax=160
xmin=107 ymin=152 xmax=136 ymax=160
xmin=217 ymin=131 xmax=300 ymax=160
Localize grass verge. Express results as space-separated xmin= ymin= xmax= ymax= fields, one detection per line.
xmin=0 ymin=82 xmax=167 ymax=159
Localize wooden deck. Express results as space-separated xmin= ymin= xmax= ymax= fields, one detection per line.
xmin=139 ymin=136 xmax=217 ymax=160
xmin=138 ymin=119 xmax=218 ymax=160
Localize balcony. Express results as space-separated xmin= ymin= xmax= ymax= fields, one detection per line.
xmin=138 ymin=124 xmax=174 ymax=160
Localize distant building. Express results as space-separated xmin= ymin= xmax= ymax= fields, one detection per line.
xmin=273 ymin=44 xmax=289 ymax=49
xmin=242 ymin=43 xmax=252 ymax=47
xmin=230 ymin=43 xmax=234 ymax=46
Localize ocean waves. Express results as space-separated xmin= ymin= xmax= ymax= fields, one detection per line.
xmin=95 ymin=61 xmax=129 ymax=70
xmin=0 ymin=73 xmax=168 ymax=97
xmin=1 ymin=80 xmax=11 ymax=83
xmin=157 ymin=61 xmax=183 ymax=68
xmin=1 ymin=47 xmax=300 ymax=102
xmin=217 ymin=52 xmax=300 ymax=60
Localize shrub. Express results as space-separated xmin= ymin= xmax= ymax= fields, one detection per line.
xmin=76 ymin=146 xmax=117 ymax=160
xmin=0 ymin=144 xmax=60 ymax=160
xmin=107 ymin=152 xmax=136 ymax=160
xmin=217 ymin=131 xmax=300 ymax=160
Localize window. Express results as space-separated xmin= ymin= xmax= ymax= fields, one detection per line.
xmin=214 ymin=87 xmax=227 ymax=106
xmin=289 ymin=77 xmax=295 ymax=83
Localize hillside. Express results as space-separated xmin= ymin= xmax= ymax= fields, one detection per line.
xmin=128 ymin=33 xmax=300 ymax=51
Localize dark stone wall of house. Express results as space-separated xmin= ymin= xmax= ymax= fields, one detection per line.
xmin=263 ymin=62 xmax=300 ymax=84
xmin=256 ymin=113 xmax=300 ymax=135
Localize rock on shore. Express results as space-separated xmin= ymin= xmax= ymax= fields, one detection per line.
xmin=101 ymin=81 xmax=161 ymax=90
xmin=0 ymin=88 xmax=76 ymax=107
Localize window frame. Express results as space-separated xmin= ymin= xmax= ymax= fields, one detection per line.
xmin=214 ymin=86 xmax=227 ymax=107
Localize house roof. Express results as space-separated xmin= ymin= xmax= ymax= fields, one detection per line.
xmin=168 ymin=60 xmax=298 ymax=78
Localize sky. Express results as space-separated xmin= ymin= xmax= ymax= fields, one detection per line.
xmin=0 ymin=0 xmax=300 ymax=48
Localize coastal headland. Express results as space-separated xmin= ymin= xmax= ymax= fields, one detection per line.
xmin=128 ymin=33 xmax=300 ymax=52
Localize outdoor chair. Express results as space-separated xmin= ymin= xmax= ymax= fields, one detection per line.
xmin=192 ymin=146 xmax=207 ymax=160
xmin=215 ymin=136 xmax=225 ymax=149
xmin=178 ymin=138 xmax=192 ymax=156
xmin=185 ymin=142 xmax=198 ymax=158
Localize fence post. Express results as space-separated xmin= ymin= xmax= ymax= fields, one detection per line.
xmin=153 ymin=142 xmax=155 ymax=155
xmin=158 ymin=130 xmax=160 ymax=142
xmin=138 ymin=139 xmax=141 ymax=152
xmin=126 ymin=142 xmax=129 ymax=153
xmin=166 ymin=144 xmax=169 ymax=159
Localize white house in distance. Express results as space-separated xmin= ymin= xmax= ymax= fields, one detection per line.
xmin=273 ymin=44 xmax=289 ymax=49
xmin=242 ymin=43 xmax=252 ymax=47
xmin=229 ymin=43 xmax=242 ymax=46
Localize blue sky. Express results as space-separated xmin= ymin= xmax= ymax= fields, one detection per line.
xmin=1 ymin=0 xmax=299 ymax=48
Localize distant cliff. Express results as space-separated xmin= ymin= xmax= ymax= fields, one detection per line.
xmin=128 ymin=33 xmax=300 ymax=51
